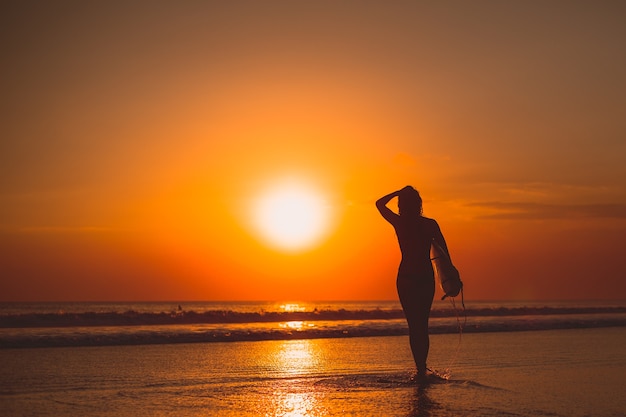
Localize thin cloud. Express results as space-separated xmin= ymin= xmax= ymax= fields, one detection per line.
xmin=467 ymin=202 xmax=626 ymax=220
xmin=17 ymin=226 xmax=111 ymax=234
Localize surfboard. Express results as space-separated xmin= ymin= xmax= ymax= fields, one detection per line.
xmin=430 ymin=241 xmax=463 ymax=300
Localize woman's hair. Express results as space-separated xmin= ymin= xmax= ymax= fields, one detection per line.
xmin=398 ymin=187 xmax=423 ymax=217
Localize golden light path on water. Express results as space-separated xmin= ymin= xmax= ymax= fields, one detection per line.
xmin=268 ymin=339 xmax=322 ymax=416
xmin=268 ymin=303 xmax=323 ymax=416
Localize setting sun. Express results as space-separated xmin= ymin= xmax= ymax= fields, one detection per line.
xmin=252 ymin=179 xmax=331 ymax=252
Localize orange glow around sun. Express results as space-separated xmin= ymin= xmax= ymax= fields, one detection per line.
xmin=249 ymin=177 xmax=334 ymax=252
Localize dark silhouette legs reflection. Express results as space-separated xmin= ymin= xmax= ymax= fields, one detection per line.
xmin=407 ymin=385 xmax=439 ymax=417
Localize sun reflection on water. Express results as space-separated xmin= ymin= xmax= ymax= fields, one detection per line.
xmin=270 ymin=391 xmax=320 ymax=417
xmin=273 ymin=339 xmax=320 ymax=375
xmin=267 ymin=339 xmax=326 ymax=416
xmin=279 ymin=303 xmax=307 ymax=312
xmin=278 ymin=321 xmax=315 ymax=331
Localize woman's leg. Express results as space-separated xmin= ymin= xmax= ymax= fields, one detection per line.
xmin=397 ymin=276 xmax=435 ymax=374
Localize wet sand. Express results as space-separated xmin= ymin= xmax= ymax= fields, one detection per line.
xmin=1 ymin=327 xmax=625 ymax=416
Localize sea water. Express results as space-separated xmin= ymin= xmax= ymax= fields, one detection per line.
xmin=1 ymin=300 xmax=624 ymax=348
xmin=1 ymin=300 xmax=625 ymax=416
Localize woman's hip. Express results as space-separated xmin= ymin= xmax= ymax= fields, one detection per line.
xmin=396 ymin=274 xmax=435 ymax=299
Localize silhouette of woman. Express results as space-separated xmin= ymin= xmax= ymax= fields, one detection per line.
xmin=376 ymin=186 xmax=450 ymax=378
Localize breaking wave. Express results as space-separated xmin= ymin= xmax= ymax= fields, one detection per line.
xmin=1 ymin=301 xmax=624 ymax=348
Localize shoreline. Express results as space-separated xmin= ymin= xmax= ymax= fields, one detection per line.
xmin=2 ymin=328 xmax=625 ymax=417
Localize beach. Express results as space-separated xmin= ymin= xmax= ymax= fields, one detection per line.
xmin=1 ymin=326 xmax=624 ymax=416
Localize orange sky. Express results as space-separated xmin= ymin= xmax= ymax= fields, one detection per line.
xmin=1 ymin=1 xmax=625 ymax=301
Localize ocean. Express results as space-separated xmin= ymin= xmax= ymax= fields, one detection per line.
xmin=1 ymin=300 xmax=625 ymax=416
xmin=1 ymin=300 xmax=625 ymax=349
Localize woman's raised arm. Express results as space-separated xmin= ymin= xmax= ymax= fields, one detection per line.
xmin=376 ymin=189 xmax=403 ymax=224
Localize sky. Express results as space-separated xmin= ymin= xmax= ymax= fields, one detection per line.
xmin=1 ymin=1 xmax=625 ymax=302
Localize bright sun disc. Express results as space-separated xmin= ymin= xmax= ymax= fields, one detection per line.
xmin=253 ymin=180 xmax=330 ymax=251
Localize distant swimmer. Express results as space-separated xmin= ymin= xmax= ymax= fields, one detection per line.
xmin=376 ymin=186 xmax=451 ymax=380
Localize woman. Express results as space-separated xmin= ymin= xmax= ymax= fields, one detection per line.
xmin=376 ymin=186 xmax=450 ymax=378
